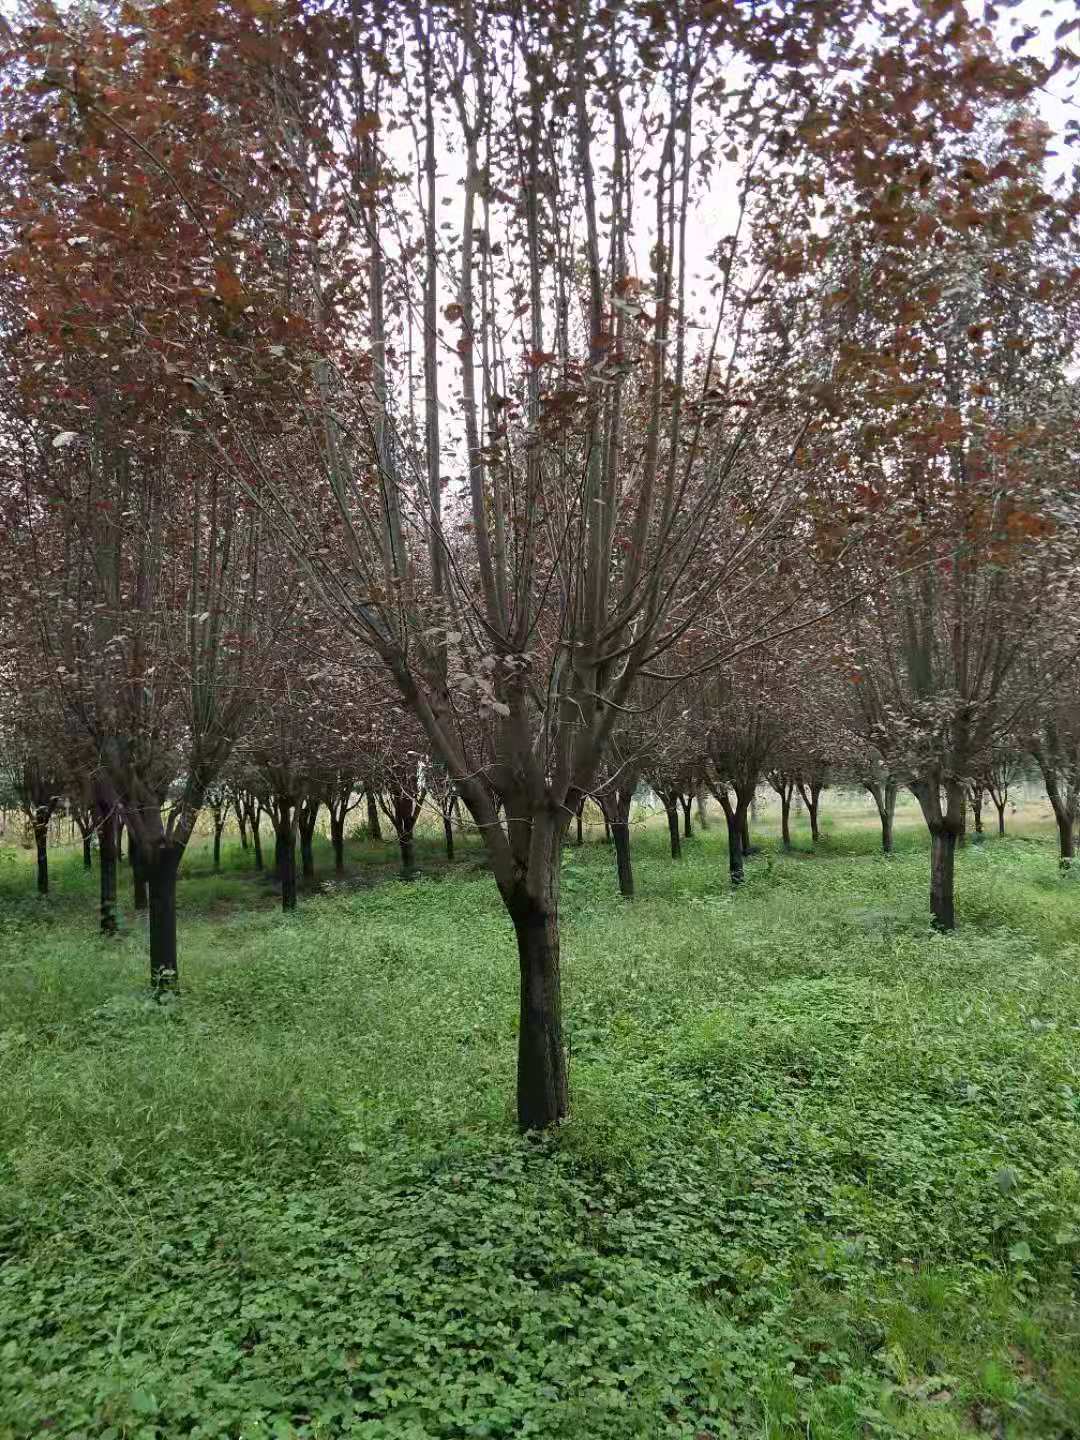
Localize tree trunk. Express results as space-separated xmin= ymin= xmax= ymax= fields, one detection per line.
xmin=509 ymin=889 xmax=568 ymax=1132
xmin=299 ymin=805 xmax=318 ymax=881
xmin=681 ymin=796 xmax=693 ymax=839
xmin=611 ymin=820 xmax=633 ymax=898
xmin=127 ymin=831 xmax=148 ymax=912
xmin=365 ymin=788 xmax=382 ymax=841
xmin=970 ymin=790 xmax=984 ymax=835
xmin=1056 ymin=811 xmax=1075 ymax=869
xmin=995 ymin=801 xmax=1006 ymax=837
xmin=726 ymin=805 xmax=745 ymax=884
xmin=330 ymin=815 xmax=345 ymax=874
xmin=780 ymin=794 xmax=792 ymax=849
xmin=116 ymin=821 xmax=124 ymax=863
xmin=279 ymin=828 xmax=297 ymax=910
xmin=251 ymin=810 xmax=263 ymax=870
xmin=807 ymin=795 xmax=820 ymax=843
xmin=575 ymin=804 xmax=583 ymax=846
xmin=81 ymin=832 xmax=93 ymax=870
xmin=147 ymin=845 xmax=181 ymax=994
xmin=237 ymin=810 xmax=249 ymax=849
xmin=98 ymin=813 xmax=118 ymax=936
xmin=930 ymin=828 xmax=957 ymax=931
xmin=213 ymin=822 xmax=224 ymax=870
xmin=741 ymin=809 xmax=752 ymax=856
xmin=443 ymin=815 xmax=455 ymax=860
xmin=603 ymin=813 xmax=611 ymax=843
xmin=665 ymin=803 xmax=682 ymax=859
xmin=33 ymin=818 xmax=49 ymax=896
xmin=866 ymin=780 xmax=897 ymax=855
xmin=399 ymin=830 xmax=416 ymax=880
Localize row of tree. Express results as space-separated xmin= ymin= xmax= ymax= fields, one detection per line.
xmin=1 ymin=0 xmax=1077 ymax=1127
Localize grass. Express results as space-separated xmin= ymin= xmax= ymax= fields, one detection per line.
xmin=1 ymin=798 xmax=1079 ymax=1439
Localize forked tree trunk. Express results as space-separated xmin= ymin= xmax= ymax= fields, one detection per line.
xmin=237 ymin=810 xmax=249 ymax=849
xmin=865 ymin=779 xmax=898 ymax=855
xmin=97 ymin=811 xmax=118 ymax=936
xmin=129 ymin=831 xmax=148 ymax=912
xmin=797 ymin=782 xmax=823 ymax=844
xmin=443 ymin=815 xmax=454 ymax=860
xmin=507 ymin=884 xmax=567 ymax=1132
xmin=147 ymin=845 xmax=181 ymax=995
xmin=994 ymin=801 xmax=1006 ymax=837
xmin=681 ymin=795 xmax=693 ymax=838
xmin=33 ymin=815 xmax=49 ymax=896
xmin=365 ymin=789 xmax=382 ymax=841
xmin=930 ymin=828 xmax=957 ymax=931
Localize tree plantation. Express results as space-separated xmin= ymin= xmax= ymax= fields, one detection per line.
xmin=1 ymin=0 xmax=1080 ymax=1435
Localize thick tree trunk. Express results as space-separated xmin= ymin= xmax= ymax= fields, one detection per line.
xmin=130 ymin=830 xmax=148 ymax=913
xmin=365 ymin=789 xmax=382 ymax=841
xmin=665 ymin=803 xmax=682 ymax=859
xmin=611 ymin=820 xmax=633 ymax=898
xmin=279 ymin=830 xmax=297 ymax=910
xmin=443 ymin=815 xmax=454 ymax=861
xmin=780 ymin=795 xmax=792 ymax=850
xmin=330 ymin=816 xmax=345 ymax=874
xmin=681 ymin=796 xmax=693 ymax=839
xmin=399 ymin=831 xmax=416 ymax=880
xmin=509 ymin=889 xmax=567 ymax=1132
xmin=930 ymin=828 xmax=957 ymax=931
xmin=726 ymin=807 xmax=745 ymax=884
xmin=995 ymin=802 xmax=1006 ymax=837
xmin=147 ymin=846 xmax=181 ymax=994
xmin=1056 ymin=812 xmax=1075 ymax=869
xmin=575 ymin=803 xmax=583 ymax=846
xmin=299 ymin=805 xmax=318 ymax=881
xmin=33 ymin=819 xmax=49 ymax=896
xmin=98 ymin=813 xmax=118 ymax=936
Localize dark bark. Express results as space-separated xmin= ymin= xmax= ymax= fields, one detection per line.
xmin=509 ymin=889 xmax=567 ymax=1132
xmin=116 ymin=821 xmax=124 ymax=863
xmin=969 ymin=786 xmax=984 ymax=835
xmin=780 ymin=794 xmax=791 ymax=849
xmin=602 ymin=813 xmax=611 ymax=844
xmin=611 ymin=820 xmax=633 ymax=898
xmin=724 ymin=806 xmax=745 ymax=883
xmin=251 ymin=808 xmax=263 ymax=870
xmin=213 ymin=822 xmax=225 ymax=870
xmin=330 ymin=814 xmax=346 ymax=873
xmin=399 ymin=831 xmax=416 ymax=880
xmin=269 ymin=796 xmax=298 ymax=910
xmin=664 ymin=801 xmax=682 ymax=859
xmin=82 ymin=832 xmax=93 ymax=870
xmin=864 ymin=778 xmax=898 ymax=855
xmin=1056 ymin=812 xmax=1075 ymax=868
xmin=575 ymin=800 xmax=584 ymax=846
xmin=147 ymin=845 xmax=181 ymax=994
xmin=741 ymin=809 xmax=752 ymax=856
xmin=33 ymin=816 xmax=49 ymax=896
xmin=298 ymin=799 xmax=319 ymax=882
xmin=930 ymin=829 xmax=957 ymax=931
xmin=97 ymin=811 xmax=118 ymax=936
xmin=237 ymin=809 xmax=249 ymax=849
xmin=994 ymin=801 xmax=1006 ymax=837
xmin=443 ymin=815 xmax=455 ymax=861
xmin=365 ymin=789 xmax=382 ymax=841
xmin=680 ymin=795 xmax=693 ymax=839
xmin=797 ymin=780 xmax=823 ymax=844
xmin=130 ymin=830 xmax=148 ymax=912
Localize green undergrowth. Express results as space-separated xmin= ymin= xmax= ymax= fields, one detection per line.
xmin=1 ymin=814 xmax=1079 ymax=1439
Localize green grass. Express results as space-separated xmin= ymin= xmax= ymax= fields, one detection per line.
xmin=1 ymin=806 xmax=1079 ymax=1439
